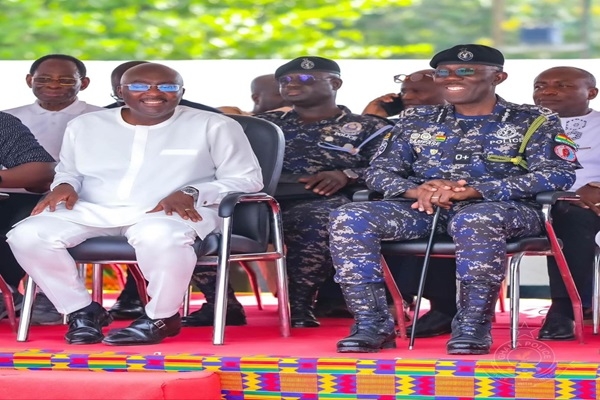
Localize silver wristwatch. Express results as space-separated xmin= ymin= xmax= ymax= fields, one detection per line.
xmin=180 ymin=186 xmax=199 ymax=202
xmin=342 ymin=169 xmax=359 ymax=180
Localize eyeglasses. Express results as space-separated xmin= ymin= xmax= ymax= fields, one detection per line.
xmin=393 ymin=73 xmax=433 ymax=83
xmin=32 ymin=77 xmax=80 ymax=86
xmin=434 ymin=67 xmax=500 ymax=78
xmin=121 ymin=83 xmax=182 ymax=92
xmin=278 ymin=74 xmax=335 ymax=86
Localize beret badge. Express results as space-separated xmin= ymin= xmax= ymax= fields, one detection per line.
xmin=300 ymin=58 xmax=315 ymax=70
xmin=457 ymin=48 xmax=474 ymax=61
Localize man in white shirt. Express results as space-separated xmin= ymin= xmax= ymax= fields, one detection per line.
xmin=6 ymin=63 xmax=263 ymax=346
xmin=3 ymin=54 xmax=103 ymax=325
xmin=4 ymin=54 xmax=103 ymax=160
xmin=533 ymin=66 xmax=600 ymax=341
xmin=105 ymin=60 xmax=223 ymax=322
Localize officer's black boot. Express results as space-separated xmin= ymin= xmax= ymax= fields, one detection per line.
xmin=289 ymin=282 xmax=320 ymax=328
xmin=336 ymin=283 xmax=396 ymax=353
xmin=446 ymin=281 xmax=500 ymax=355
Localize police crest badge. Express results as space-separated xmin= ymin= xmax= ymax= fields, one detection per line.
xmin=493 ymin=124 xmax=519 ymax=139
xmin=301 ymin=58 xmax=315 ymax=70
xmin=341 ymin=122 xmax=362 ymax=135
xmin=457 ymin=48 xmax=474 ymax=61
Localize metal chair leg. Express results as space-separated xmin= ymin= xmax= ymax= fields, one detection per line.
xmin=213 ymin=217 xmax=234 ymax=345
xmin=128 ymin=264 xmax=149 ymax=305
xmin=498 ymin=259 xmax=508 ymax=313
xmin=239 ymin=261 xmax=263 ymax=310
xmin=271 ymin=204 xmax=290 ymax=339
xmin=183 ymin=285 xmax=191 ymax=317
xmin=509 ymin=253 xmax=524 ymax=349
xmin=109 ymin=264 xmax=127 ymax=290
xmin=544 ymin=220 xmax=584 ymax=344
xmin=381 ymin=256 xmax=407 ymax=340
xmin=17 ymin=276 xmax=37 ymax=342
xmin=0 ymin=276 xmax=17 ymax=334
xmin=92 ymin=263 xmax=103 ymax=305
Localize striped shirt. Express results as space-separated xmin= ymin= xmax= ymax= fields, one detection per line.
xmin=0 ymin=112 xmax=54 ymax=168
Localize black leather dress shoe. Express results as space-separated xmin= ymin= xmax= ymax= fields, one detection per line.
xmin=291 ymin=307 xmax=320 ymax=328
xmin=407 ymin=310 xmax=453 ymax=338
xmin=65 ymin=302 xmax=113 ymax=345
xmin=102 ymin=313 xmax=181 ymax=345
xmin=108 ymin=295 xmax=145 ymax=320
xmin=537 ymin=312 xmax=575 ymax=341
xmin=181 ymin=303 xmax=246 ymax=327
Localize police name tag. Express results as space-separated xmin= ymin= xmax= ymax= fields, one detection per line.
xmin=453 ymin=151 xmax=472 ymax=164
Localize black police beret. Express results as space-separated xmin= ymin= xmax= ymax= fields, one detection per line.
xmin=275 ymin=56 xmax=340 ymax=79
xmin=429 ymin=44 xmax=504 ymax=68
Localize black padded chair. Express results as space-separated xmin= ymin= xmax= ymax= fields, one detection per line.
xmin=353 ymin=190 xmax=583 ymax=349
xmin=17 ymin=114 xmax=290 ymax=345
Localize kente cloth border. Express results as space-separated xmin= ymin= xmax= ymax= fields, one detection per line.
xmin=0 ymin=350 xmax=598 ymax=399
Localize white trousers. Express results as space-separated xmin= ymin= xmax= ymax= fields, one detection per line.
xmin=7 ymin=215 xmax=210 ymax=319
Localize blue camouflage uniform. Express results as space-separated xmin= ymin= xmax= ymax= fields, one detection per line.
xmin=329 ymin=97 xmax=579 ymax=348
xmin=256 ymin=107 xmax=392 ymax=315
xmin=330 ymin=97 xmax=578 ymax=286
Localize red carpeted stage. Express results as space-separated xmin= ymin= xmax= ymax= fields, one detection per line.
xmin=0 ymin=294 xmax=599 ymax=400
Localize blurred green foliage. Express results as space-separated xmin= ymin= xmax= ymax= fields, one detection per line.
xmin=0 ymin=0 xmax=597 ymax=60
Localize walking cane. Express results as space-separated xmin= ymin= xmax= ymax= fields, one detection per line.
xmin=409 ymin=206 xmax=442 ymax=350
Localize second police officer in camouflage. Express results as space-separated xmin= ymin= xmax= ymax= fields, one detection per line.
xmin=329 ymin=44 xmax=580 ymax=355
xmin=185 ymin=56 xmax=392 ymax=328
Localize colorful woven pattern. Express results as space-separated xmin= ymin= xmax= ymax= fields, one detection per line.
xmin=0 ymin=350 xmax=599 ymax=399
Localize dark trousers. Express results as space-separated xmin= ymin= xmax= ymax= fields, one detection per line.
xmin=316 ymin=255 xmax=457 ymax=305
xmin=547 ymin=204 xmax=600 ymax=308
xmin=0 ymin=193 xmax=43 ymax=287
xmin=386 ymin=256 xmax=457 ymax=302
xmin=121 ymin=271 xmax=139 ymax=297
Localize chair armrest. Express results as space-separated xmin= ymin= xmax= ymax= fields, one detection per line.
xmin=353 ymin=189 xmax=383 ymax=202
xmin=218 ymin=192 xmax=273 ymax=217
xmin=535 ymin=191 xmax=579 ymax=205
xmin=353 ymin=189 xmax=580 ymax=206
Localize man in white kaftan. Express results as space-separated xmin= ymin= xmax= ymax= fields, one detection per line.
xmin=7 ymin=63 xmax=263 ymax=346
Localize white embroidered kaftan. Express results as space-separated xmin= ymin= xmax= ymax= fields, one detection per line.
xmin=33 ymin=106 xmax=263 ymax=235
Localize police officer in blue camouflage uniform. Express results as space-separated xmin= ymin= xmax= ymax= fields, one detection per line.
xmin=184 ymin=56 xmax=392 ymax=328
xmin=328 ymin=44 xmax=580 ymax=355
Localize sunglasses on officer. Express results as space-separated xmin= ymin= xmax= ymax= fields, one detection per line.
xmin=393 ymin=72 xmax=433 ymax=83
xmin=434 ymin=67 xmax=502 ymax=78
xmin=121 ymin=83 xmax=182 ymax=92
xmin=278 ymin=74 xmax=337 ymax=86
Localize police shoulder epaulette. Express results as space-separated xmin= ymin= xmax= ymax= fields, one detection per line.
xmin=400 ymin=105 xmax=441 ymax=118
xmin=361 ymin=113 xmax=395 ymax=125
xmin=516 ymin=103 xmax=558 ymax=117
